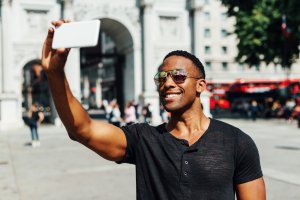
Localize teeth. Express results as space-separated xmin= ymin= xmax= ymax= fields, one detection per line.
xmin=166 ymin=94 xmax=180 ymax=98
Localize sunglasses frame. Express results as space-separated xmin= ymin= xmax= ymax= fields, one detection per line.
xmin=154 ymin=69 xmax=202 ymax=86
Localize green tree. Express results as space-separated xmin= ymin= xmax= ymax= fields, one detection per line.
xmin=220 ymin=0 xmax=300 ymax=69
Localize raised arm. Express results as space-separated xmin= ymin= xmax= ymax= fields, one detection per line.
xmin=41 ymin=20 xmax=127 ymax=161
xmin=38 ymin=111 xmax=44 ymax=124
xmin=236 ymin=177 xmax=266 ymax=200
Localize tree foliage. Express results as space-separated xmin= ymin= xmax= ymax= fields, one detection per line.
xmin=220 ymin=0 xmax=300 ymax=68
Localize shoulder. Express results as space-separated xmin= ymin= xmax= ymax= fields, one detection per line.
xmin=121 ymin=123 xmax=163 ymax=137
xmin=210 ymin=118 xmax=242 ymax=136
xmin=212 ymin=119 xmax=259 ymax=155
xmin=210 ymin=119 xmax=254 ymax=144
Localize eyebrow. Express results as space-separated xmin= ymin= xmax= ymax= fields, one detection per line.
xmin=159 ymin=68 xmax=185 ymax=72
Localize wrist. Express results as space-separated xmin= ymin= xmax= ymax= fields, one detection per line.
xmin=45 ymin=68 xmax=65 ymax=77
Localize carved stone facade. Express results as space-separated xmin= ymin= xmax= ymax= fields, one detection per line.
xmin=0 ymin=0 xmax=299 ymax=129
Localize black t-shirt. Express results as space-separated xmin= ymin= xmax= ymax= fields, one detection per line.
xmin=118 ymin=118 xmax=263 ymax=200
xmin=31 ymin=111 xmax=40 ymax=122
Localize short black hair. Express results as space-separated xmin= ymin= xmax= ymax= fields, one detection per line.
xmin=32 ymin=102 xmax=39 ymax=107
xmin=163 ymin=50 xmax=206 ymax=79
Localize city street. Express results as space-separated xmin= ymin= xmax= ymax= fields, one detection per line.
xmin=0 ymin=118 xmax=300 ymax=200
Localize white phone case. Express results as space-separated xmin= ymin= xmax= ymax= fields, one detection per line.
xmin=52 ymin=20 xmax=101 ymax=49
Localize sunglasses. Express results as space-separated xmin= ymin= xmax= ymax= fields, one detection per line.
xmin=154 ymin=69 xmax=202 ymax=86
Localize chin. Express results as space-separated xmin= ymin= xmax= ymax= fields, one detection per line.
xmin=163 ymin=104 xmax=181 ymax=113
xmin=164 ymin=101 xmax=193 ymax=114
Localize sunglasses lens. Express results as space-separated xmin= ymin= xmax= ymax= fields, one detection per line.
xmin=154 ymin=70 xmax=188 ymax=85
xmin=159 ymin=71 xmax=168 ymax=78
xmin=172 ymin=74 xmax=186 ymax=83
xmin=171 ymin=70 xmax=187 ymax=83
xmin=154 ymin=71 xmax=167 ymax=85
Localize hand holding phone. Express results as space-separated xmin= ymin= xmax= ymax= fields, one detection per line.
xmin=52 ymin=20 xmax=101 ymax=49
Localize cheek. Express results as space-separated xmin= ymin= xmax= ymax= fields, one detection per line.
xmin=183 ymin=82 xmax=198 ymax=95
xmin=158 ymin=87 xmax=164 ymax=97
xmin=184 ymin=90 xmax=199 ymax=104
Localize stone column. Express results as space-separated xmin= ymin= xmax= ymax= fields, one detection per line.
xmin=189 ymin=0 xmax=204 ymax=58
xmin=63 ymin=0 xmax=81 ymax=100
xmin=0 ymin=2 xmax=2 ymax=94
xmin=0 ymin=0 xmax=23 ymax=130
xmin=142 ymin=0 xmax=154 ymax=93
xmin=140 ymin=0 xmax=161 ymax=125
xmin=189 ymin=0 xmax=212 ymax=117
xmin=1 ymin=0 xmax=13 ymax=93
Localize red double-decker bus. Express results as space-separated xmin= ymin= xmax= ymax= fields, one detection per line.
xmin=206 ymin=80 xmax=233 ymax=110
xmin=207 ymin=78 xmax=300 ymax=113
xmin=288 ymin=78 xmax=300 ymax=98
xmin=226 ymin=78 xmax=298 ymax=101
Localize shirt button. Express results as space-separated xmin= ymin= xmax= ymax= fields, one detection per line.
xmin=184 ymin=172 xmax=187 ymax=176
xmin=185 ymin=161 xmax=188 ymax=164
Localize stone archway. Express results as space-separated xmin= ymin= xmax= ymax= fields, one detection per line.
xmin=22 ymin=60 xmax=53 ymax=123
xmin=79 ymin=17 xmax=137 ymax=115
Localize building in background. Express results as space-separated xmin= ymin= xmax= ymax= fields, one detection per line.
xmin=0 ymin=0 xmax=300 ymax=129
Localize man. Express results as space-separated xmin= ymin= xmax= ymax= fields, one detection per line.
xmin=42 ymin=20 xmax=266 ymax=200
xmin=27 ymin=102 xmax=44 ymax=147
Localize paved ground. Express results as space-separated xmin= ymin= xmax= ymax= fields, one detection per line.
xmin=0 ymin=118 xmax=299 ymax=200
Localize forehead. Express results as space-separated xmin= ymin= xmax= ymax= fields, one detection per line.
xmin=160 ymin=55 xmax=197 ymax=73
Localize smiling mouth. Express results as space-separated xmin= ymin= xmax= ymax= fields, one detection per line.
xmin=164 ymin=93 xmax=182 ymax=99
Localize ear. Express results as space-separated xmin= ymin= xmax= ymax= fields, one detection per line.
xmin=196 ymin=79 xmax=206 ymax=93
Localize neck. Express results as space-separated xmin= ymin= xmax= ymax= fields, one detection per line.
xmin=168 ymin=109 xmax=208 ymax=127
xmin=167 ymin=105 xmax=210 ymax=136
xmin=166 ymin=111 xmax=210 ymax=146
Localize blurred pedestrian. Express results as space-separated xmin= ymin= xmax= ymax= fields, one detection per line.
xmin=291 ymin=99 xmax=300 ymax=128
xmin=142 ymin=103 xmax=152 ymax=123
xmin=102 ymin=99 xmax=110 ymax=120
xmin=271 ymin=100 xmax=282 ymax=118
xmin=27 ymin=103 xmax=44 ymax=147
xmin=108 ymin=99 xmax=121 ymax=127
xmin=124 ymin=101 xmax=137 ymax=125
xmin=284 ymin=98 xmax=296 ymax=122
xmin=132 ymin=100 xmax=141 ymax=122
xmin=249 ymin=100 xmax=259 ymax=121
xmin=159 ymin=104 xmax=168 ymax=123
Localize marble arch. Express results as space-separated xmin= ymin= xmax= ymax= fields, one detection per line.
xmin=78 ymin=12 xmax=143 ymax=102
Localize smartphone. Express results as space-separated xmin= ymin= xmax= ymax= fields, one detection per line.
xmin=52 ymin=20 xmax=101 ymax=49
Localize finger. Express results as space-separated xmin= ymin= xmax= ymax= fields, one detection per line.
xmin=53 ymin=19 xmax=66 ymax=24
xmin=56 ymin=48 xmax=66 ymax=53
xmin=42 ymin=26 xmax=56 ymax=61
xmin=48 ymin=26 xmax=55 ymax=36
xmin=56 ymin=47 xmax=71 ymax=56
xmin=55 ymin=48 xmax=70 ymax=64
xmin=41 ymin=43 xmax=52 ymax=68
xmin=44 ymin=27 xmax=54 ymax=47
xmin=51 ymin=19 xmax=66 ymax=28
xmin=51 ymin=20 xmax=61 ymax=27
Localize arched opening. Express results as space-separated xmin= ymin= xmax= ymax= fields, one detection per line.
xmin=22 ymin=60 xmax=53 ymax=123
xmin=80 ymin=18 xmax=134 ymax=117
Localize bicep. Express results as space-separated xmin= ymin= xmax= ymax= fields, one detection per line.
xmin=236 ymin=177 xmax=266 ymax=200
xmin=82 ymin=120 xmax=127 ymax=162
